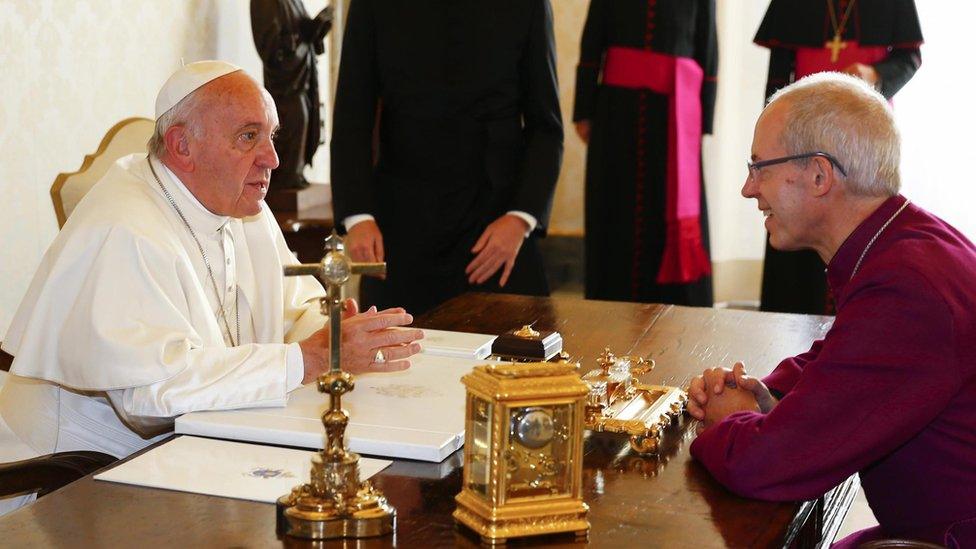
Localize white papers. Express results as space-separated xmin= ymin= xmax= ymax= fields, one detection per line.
xmin=177 ymin=352 xmax=484 ymax=462
xmin=94 ymin=436 xmax=391 ymax=504
xmin=420 ymin=329 xmax=496 ymax=360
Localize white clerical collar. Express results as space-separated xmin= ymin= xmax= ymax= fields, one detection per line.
xmin=154 ymin=158 xmax=231 ymax=236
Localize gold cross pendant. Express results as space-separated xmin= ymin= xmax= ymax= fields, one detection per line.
xmin=825 ymin=33 xmax=847 ymax=64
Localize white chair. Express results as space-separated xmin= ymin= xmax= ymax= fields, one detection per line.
xmin=51 ymin=117 xmax=155 ymax=228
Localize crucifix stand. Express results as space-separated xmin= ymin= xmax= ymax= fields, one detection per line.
xmin=276 ymin=231 xmax=395 ymax=539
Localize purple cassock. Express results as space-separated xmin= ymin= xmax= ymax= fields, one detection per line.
xmin=691 ymin=195 xmax=976 ymax=547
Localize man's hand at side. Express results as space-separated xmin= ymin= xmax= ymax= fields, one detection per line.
xmin=465 ymin=214 xmax=529 ymax=287
xmin=574 ymin=120 xmax=591 ymax=144
xmin=299 ymin=299 xmax=424 ymax=381
xmin=841 ymin=62 xmax=880 ymax=87
xmin=345 ymin=220 xmax=385 ymax=264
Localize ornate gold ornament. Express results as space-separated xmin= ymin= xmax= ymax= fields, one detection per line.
xmin=513 ymin=324 xmax=541 ymax=338
xmin=455 ymin=360 xmax=590 ymax=545
xmin=276 ymin=232 xmax=395 ymax=539
xmin=582 ymin=347 xmax=687 ymax=455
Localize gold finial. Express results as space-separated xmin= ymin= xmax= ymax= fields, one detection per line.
xmin=514 ymin=324 xmax=540 ymax=338
xmin=596 ymin=347 xmax=616 ymax=374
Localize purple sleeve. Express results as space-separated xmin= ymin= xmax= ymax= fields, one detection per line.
xmin=762 ymin=339 xmax=825 ymax=398
xmin=690 ymin=268 xmax=959 ymax=501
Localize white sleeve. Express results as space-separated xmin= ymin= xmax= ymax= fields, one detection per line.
xmin=506 ymin=210 xmax=537 ymax=236
xmin=343 ymin=214 xmax=375 ymax=231
xmin=113 ymin=343 xmax=292 ymax=424
xmin=286 ymin=342 xmax=305 ymax=390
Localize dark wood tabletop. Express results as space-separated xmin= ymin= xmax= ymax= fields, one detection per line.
xmin=0 ymin=293 xmax=853 ymax=548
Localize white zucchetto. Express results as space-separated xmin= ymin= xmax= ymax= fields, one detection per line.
xmin=155 ymin=60 xmax=242 ymax=119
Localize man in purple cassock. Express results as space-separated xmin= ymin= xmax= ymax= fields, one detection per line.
xmin=687 ymin=72 xmax=976 ymax=548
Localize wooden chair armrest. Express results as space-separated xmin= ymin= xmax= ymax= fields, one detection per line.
xmin=0 ymin=451 xmax=117 ymax=498
xmin=0 ymin=347 xmax=11 ymax=372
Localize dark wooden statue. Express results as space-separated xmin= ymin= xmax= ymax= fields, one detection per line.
xmin=251 ymin=0 xmax=333 ymax=190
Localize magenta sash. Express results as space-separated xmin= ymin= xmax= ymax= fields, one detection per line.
xmin=795 ymin=40 xmax=887 ymax=77
xmin=602 ymin=46 xmax=710 ymax=284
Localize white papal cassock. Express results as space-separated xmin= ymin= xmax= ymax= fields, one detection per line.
xmin=0 ymin=153 xmax=326 ymax=512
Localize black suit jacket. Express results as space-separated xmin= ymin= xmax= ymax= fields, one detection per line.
xmin=331 ymin=0 xmax=563 ymax=251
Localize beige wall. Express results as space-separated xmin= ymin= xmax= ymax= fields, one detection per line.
xmin=0 ymin=0 xmax=224 ymax=337
xmin=550 ymin=0 xmax=588 ymax=236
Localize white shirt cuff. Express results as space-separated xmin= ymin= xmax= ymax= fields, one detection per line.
xmin=506 ymin=210 xmax=537 ymax=237
xmin=343 ymin=214 xmax=375 ymax=232
xmin=286 ymin=342 xmax=305 ymax=391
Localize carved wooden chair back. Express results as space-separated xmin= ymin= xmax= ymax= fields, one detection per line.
xmin=51 ymin=117 xmax=155 ymax=228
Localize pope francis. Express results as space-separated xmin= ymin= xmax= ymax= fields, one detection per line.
xmin=0 ymin=61 xmax=424 ymax=513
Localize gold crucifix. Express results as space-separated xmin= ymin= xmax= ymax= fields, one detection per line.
xmin=276 ymin=231 xmax=395 ymax=540
xmin=825 ymin=33 xmax=847 ymax=64
xmin=824 ymin=0 xmax=856 ymax=64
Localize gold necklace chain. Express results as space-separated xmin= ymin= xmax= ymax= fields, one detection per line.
xmin=826 ymin=0 xmax=858 ymax=39
xmin=147 ymin=156 xmax=240 ymax=347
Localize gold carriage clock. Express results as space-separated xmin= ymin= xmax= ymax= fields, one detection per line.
xmin=454 ymin=361 xmax=590 ymax=545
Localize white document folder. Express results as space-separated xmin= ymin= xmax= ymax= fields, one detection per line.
xmin=419 ymin=329 xmax=496 ymax=360
xmin=94 ymin=436 xmax=391 ymax=504
xmin=176 ymin=352 xmax=484 ymax=462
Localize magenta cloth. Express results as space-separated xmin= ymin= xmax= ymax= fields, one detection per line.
xmin=690 ymin=196 xmax=976 ymax=547
xmin=602 ymin=46 xmax=711 ymax=284
xmin=795 ymin=40 xmax=888 ymax=77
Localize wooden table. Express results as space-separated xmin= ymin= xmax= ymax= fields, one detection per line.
xmin=0 ymin=294 xmax=855 ymax=548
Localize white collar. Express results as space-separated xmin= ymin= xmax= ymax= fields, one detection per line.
xmin=153 ymin=157 xmax=231 ymax=237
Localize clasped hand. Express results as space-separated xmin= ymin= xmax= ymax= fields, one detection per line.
xmin=299 ymin=299 xmax=424 ymax=382
xmin=686 ymin=362 xmax=778 ymax=433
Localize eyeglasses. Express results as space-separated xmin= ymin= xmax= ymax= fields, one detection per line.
xmin=747 ymin=152 xmax=848 ymax=182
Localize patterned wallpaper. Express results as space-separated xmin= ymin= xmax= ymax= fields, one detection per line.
xmin=0 ymin=0 xmax=221 ymax=336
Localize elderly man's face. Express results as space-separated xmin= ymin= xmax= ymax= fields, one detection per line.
xmin=188 ymin=73 xmax=280 ymax=218
xmin=741 ymin=102 xmax=814 ymax=251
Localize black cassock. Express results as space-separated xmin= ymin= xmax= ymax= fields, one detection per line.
xmin=331 ymin=0 xmax=563 ymax=316
xmin=574 ymin=0 xmax=717 ymax=306
xmin=755 ymin=0 xmax=923 ymax=314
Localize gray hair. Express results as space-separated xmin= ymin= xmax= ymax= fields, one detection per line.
xmin=147 ymin=88 xmax=206 ymax=158
xmin=767 ymin=72 xmax=901 ymax=197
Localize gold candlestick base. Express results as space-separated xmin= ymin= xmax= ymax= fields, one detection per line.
xmin=275 ymin=374 xmax=396 ymax=539
xmin=276 ymin=466 xmax=395 ymax=539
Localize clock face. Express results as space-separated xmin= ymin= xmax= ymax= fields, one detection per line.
xmin=504 ymin=404 xmax=574 ymax=501
xmin=513 ymin=408 xmax=554 ymax=449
